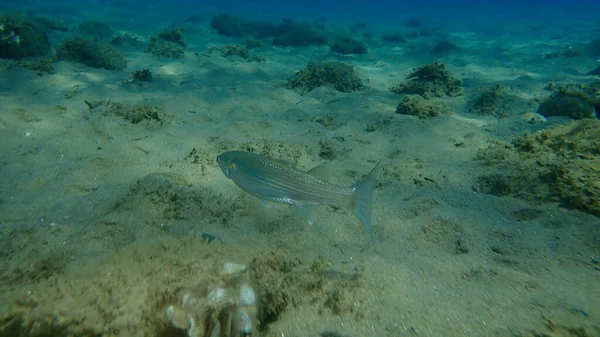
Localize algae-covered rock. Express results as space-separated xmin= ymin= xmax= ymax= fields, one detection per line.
xmin=330 ymin=36 xmax=368 ymax=55
xmin=537 ymin=83 xmax=599 ymax=119
xmin=391 ymin=61 xmax=463 ymax=99
xmin=467 ymin=84 xmax=512 ymax=117
xmin=209 ymin=13 xmax=335 ymax=48
xmin=56 ymin=37 xmax=127 ymax=70
xmin=287 ymin=61 xmax=364 ymax=94
xmin=272 ymin=19 xmax=328 ymax=47
xmin=216 ymin=44 xmax=249 ymax=59
xmin=156 ymin=28 xmax=186 ymax=47
xmin=145 ymin=29 xmax=186 ymax=58
xmin=213 ymin=44 xmax=265 ymax=62
xmin=145 ymin=37 xmax=183 ymax=58
xmin=209 ymin=13 xmax=328 ymax=48
xmin=111 ymin=32 xmax=144 ymax=50
xmin=0 ymin=14 xmax=50 ymax=60
xmin=210 ymin=13 xmax=248 ymax=37
xmin=210 ymin=13 xmax=275 ymax=38
xmin=430 ymin=40 xmax=460 ymax=55
xmin=250 ymin=251 xmax=363 ymax=325
xmin=476 ymin=119 xmax=600 ymax=216
xmin=122 ymin=68 xmax=153 ymax=85
xmin=121 ymin=104 xmax=165 ymax=124
xmin=85 ymin=100 xmax=167 ymax=125
xmin=381 ymin=33 xmax=406 ymax=43
xmin=396 ymin=95 xmax=450 ymax=118
xmin=132 ymin=68 xmax=152 ymax=82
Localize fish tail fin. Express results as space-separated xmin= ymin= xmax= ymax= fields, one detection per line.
xmin=351 ymin=161 xmax=381 ymax=239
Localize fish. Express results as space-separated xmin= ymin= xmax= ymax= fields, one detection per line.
xmin=216 ymin=150 xmax=381 ymax=238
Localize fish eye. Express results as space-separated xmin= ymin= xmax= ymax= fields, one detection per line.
xmin=216 ymin=156 xmax=221 ymax=162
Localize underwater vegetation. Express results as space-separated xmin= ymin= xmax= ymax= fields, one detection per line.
xmin=0 ymin=239 xmax=364 ymax=337
xmin=210 ymin=13 xmax=276 ymax=39
xmin=390 ymin=61 xmax=463 ymax=98
xmin=210 ymin=14 xmax=367 ymax=54
xmin=329 ymin=36 xmax=368 ymax=55
xmin=272 ymin=19 xmax=329 ymax=48
xmin=55 ymin=37 xmax=127 ymax=70
xmin=287 ymin=61 xmax=364 ymax=94
xmin=211 ymin=43 xmax=266 ymax=62
xmin=381 ymin=33 xmax=406 ymax=43
xmin=132 ymin=68 xmax=153 ymax=82
xmin=0 ymin=14 xmax=50 ymax=60
xmin=111 ymin=31 xmax=144 ymax=50
xmin=476 ymin=119 xmax=600 ymax=216
xmin=396 ymin=95 xmax=451 ymax=118
xmin=84 ymin=99 xmax=167 ymax=125
xmin=430 ymin=40 xmax=460 ymax=55
xmin=146 ymin=28 xmax=186 ymax=58
xmin=537 ymin=83 xmax=600 ymax=120
xmin=467 ymin=84 xmax=513 ymax=118
xmin=122 ymin=68 xmax=154 ymax=85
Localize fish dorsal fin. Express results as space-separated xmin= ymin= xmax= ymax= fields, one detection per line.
xmin=307 ymin=161 xmax=332 ymax=182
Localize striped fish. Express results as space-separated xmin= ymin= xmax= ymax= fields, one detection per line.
xmin=217 ymin=151 xmax=381 ymax=237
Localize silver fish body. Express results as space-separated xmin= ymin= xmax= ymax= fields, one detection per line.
xmin=217 ymin=151 xmax=380 ymax=237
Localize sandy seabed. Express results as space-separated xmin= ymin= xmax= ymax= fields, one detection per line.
xmin=0 ymin=10 xmax=599 ymax=337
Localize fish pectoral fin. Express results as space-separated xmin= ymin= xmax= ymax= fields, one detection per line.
xmin=296 ymin=204 xmax=320 ymax=226
xmin=307 ymin=161 xmax=332 ymax=182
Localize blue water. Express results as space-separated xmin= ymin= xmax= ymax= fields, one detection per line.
xmin=124 ymin=0 xmax=600 ymax=20
xmin=132 ymin=0 xmax=600 ymax=24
